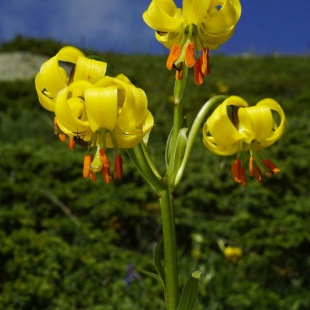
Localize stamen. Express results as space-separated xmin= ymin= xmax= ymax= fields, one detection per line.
xmin=83 ymin=154 xmax=92 ymax=178
xmin=254 ymin=167 xmax=262 ymax=183
xmin=201 ymin=48 xmax=210 ymax=76
xmin=102 ymin=166 xmax=112 ymax=183
xmin=185 ymin=42 xmax=195 ymax=68
xmin=99 ymin=148 xmax=110 ymax=168
xmin=53 ymin=117 xmax=59 ymax=135
xmin=114 ymin=154 xmax=123 ymax=179
xmin=166 ymin=44 xmax=181 ymax=70
xmin=58 ymin=133 xmax=66 ymax=142
xmin=68 ymin=136 xmax=76 ymax=150
xmin=249 ymin=157 xmax=254 ymax=177
xmin=263 ymin=158 xmax=280 ymax=174
xmin=89 ymin=171 xmax=96 ymax=182
xmin=175 ymin=69 xmax=184 ymax=80
xmin=194 ymin=58 xmax=204 ymax=85
xmin=231 ymin=159 xmax=247 ymax=186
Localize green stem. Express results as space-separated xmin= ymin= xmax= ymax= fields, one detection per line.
xmin=158 ymin=188 xmax=179 ymax=310
xmin=174 ymin=95 xmax=228 ymax=187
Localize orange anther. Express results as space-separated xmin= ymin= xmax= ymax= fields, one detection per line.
xmin=99 ymin=148 xmax=110 ymax=168
xmin=83 ymin=154 xmax=92 ymax=178
xmin=166 ymin=44 xmax=181 ymax=70
xmin=68 ymin=136 xmax=76 ymax=150
xmin=263 ymin=158 xmax=280 ymax=174
xmin=201 ymin=48 xmax=210 ymax=76
xmin=102 ymin=166 xmax=112 ymax=184
xmin=175 ymin=69 xmax=184 ymax=80
xmin=231 ymin=159 xmax=247 ymax=186
xmin=194 ymin=58 xmax=204 ymax=85
xmin=58 ymin=133 xmax=66 ymax=142
xmin=114 ymin=154 xmax=123 ymax=179
xmin=249 ymin=156 xmax=255 ymax=177
xmin=89 ymin=171 xmax=96 ymax=182
xmin=185 ymin=42 xmax=195 ymax=68
xmin=254 ymin=167 xmax=262 ymax=183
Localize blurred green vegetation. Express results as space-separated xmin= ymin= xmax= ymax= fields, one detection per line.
xmin=0 ymin=37 xmax=310 ymax=309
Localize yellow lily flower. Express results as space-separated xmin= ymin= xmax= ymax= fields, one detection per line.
xmin=35 ymin=47 xmax=154 ymax=183
xmin=143 ymin=0 xmax=241 ymax=84
xmin=203 ymin=96 xmax=286 ymax=186
xmin=53 ymin=75 xmax=153 ymax=182
xmin=35 ymin=46 xmax=107 ymax=111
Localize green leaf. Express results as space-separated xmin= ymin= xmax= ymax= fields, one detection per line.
xmin=153 ymin=241 xmax=165 ymax=288
xmin=165 ymin=127 xmax=174 ymax=168
xmin=177 ymin=270 xmax=201 ymax=310
xmin=136 ymin=269 xmax=161 ymax=282
xmin=170 ymin=127 xmax=188 ymax=186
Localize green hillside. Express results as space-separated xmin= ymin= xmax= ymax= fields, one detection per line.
xmin=0 ymin=37 xmax=310 ymax=310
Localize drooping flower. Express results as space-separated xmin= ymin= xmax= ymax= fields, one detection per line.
xmin=35 ymin=46 xmax=107 ymax=111
xmin=203 ymin=96 xmax=286 ymax=186
xmin=143 ymin=0 xmax=241 ymax=84
xmin=35 ymin=47 xmax=154 ymax=182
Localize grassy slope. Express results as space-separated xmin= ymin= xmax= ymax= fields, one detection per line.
xmin=0 ymin=39 xmax=310 ymax=309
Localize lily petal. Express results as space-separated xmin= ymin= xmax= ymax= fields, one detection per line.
xmin=54 ymin=81 xmax=92 ymax=134
xmin=206 ymin=96 xmax=248 ymax=146
xmin=238 ymin=105 xmax=273 ymax=144
xmin=143 ymin=0 xmax=182 ymax=32
xmin=108 ymin=111 xmax=154 ymax=148
xmin=203 ymin=0 xmax=242 ymax=35
xmin=183 ymin=0 xmax=210 ymax=26
xmin=35 ymin=73 xmax=55 ymax=111
xmin=85 ymin=86 xmax=118 ymax=132
xmin=74 ymin=57 xmax=107 ymax=84
xmin=95 ymin=77 xmax=148 ymax=130
xmin=256 ymin=98 xmax=286 ymax=147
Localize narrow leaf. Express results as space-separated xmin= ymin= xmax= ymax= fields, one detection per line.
xmin=153 ymin=241 xmax=165 ymax=288
xmin=136 ymin=268 xmax=161 ymax=282
xmin=170 ymin=127 xmax=188 ymax=186
xmin=177 ymin=270 xmax=201 ymax=310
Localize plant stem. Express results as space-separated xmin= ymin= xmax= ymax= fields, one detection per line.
xmin=174 ymin=95 xmax=228 ymax=187
xmin=158 ymin=188 xmax=179 ymax=310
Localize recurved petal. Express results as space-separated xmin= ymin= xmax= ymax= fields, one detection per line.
xmin=110 ymin=110 xmax=154 ymax=148
xmin=117 ymin=86 xmax=148 ymax=130
xmin=74 ymin=57 xmax=107 ymax=84
xmin=143 ymin=0 xmax=182 ymax=32
xmin=256 ymin=98 xmax=286 ymax=147
xmin=205 ymin=96 xmax=247 ymax=147
xmin=200 ymin=26 xmax=235 ymax=50
xmin=95 ymin=77 xmax=148 ymax=130
xmin=57 ymin=46 xmax=85 ymax=63
xmin=183 ymin=0 xmax=210 ymax=25
xmin=84 ymin=86 xmax=118 ymax=132
xmin=39 ymin=55 xmax=68 ymax=97
xmin=54 ymin=81 xmax=92 ymax=134
xmin=35 ymin=73 xmax=55 ymax=111
xmin=238 ymin=105 xmax=273 ymax=144
xmin=203 ymin=122 xmax=239 ymax=155
xmin=202 ymin=0 xmax=241 ymax=35
xmin=155 ymin=31 xmax=181 ymax=49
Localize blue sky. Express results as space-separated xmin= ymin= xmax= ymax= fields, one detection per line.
xmin=0 ymin=0 xmax=309 ymax=55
